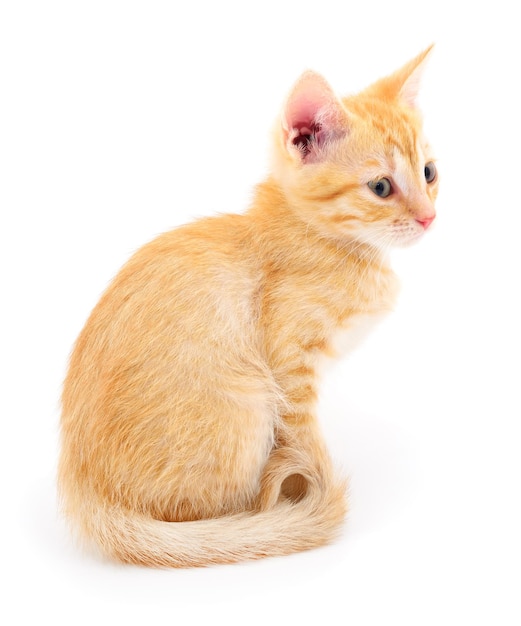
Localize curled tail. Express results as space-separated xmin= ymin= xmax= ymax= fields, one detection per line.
xmin=65 ymin=449 xmax=347 ymax=568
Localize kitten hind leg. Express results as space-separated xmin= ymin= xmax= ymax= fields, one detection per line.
xmin=163 ymin=378 xmax=281 ymax=521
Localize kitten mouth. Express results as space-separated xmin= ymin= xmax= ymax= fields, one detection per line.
xmin=397 ymin=229 xmax=425 ymax=247
xmin=388 ymin=221 xmax=426 ymax=247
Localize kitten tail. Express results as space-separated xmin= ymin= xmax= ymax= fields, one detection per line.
xmin=69 ymin=461 xmax=347 ymax=568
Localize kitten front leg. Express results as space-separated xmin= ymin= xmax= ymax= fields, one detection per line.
xmin=256 ymin=271 xmax=347 ymax=509
xmin=257 ymin=349 xmax=336 ymax=510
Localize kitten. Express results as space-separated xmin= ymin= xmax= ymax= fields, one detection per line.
xmin=59 ymin=47 xmax=438 ymax=567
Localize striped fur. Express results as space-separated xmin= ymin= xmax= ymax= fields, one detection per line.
xmin=59 ymin=48 xmax=438 ymax=567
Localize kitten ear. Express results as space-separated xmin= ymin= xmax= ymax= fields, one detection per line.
xmin=369 ymin=45 xmax=434 ymax=109
xmin=282 ymin=71 xmax=347 ymax=162
xmin=396 ymin=44 xmax=434 ymax=108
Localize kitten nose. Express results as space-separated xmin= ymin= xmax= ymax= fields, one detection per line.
xmin=416 ymin=215 xmax=435 ymax=230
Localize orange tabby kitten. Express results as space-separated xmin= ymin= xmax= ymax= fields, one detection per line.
xmin=59 ymin=48 xmax=438 ymax=567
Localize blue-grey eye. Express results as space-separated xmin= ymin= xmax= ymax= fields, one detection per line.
xmin=368 ymin=178 xmax=392 ymax=198
xmin=424 ymin=161 xmax=437 ymax=183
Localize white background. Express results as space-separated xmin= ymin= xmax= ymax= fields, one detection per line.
xmin=2 ymin=1 xmax=520 ymax=624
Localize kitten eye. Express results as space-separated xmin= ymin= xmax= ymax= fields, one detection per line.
xmin=368 ymin=178 xmax=392 ymax=198
xmin=424 ymin=161 xmax=437 ymax=183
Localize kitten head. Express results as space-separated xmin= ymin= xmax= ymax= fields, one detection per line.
xmin=272 ymin=47 xmax=439 ymax=250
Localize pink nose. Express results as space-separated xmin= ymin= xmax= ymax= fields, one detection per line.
xmin=416 ymin=215 xmax=435 ymax=230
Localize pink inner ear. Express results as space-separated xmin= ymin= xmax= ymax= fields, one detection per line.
xmin=284 ymin=72 xmax=344 ymax=159
xmin=286 ymin=94 xmax=327 ymax=130
xmin=287 ymin=95 xmax=326 ymax=157
xmin=285 ymin=78 xmax=334 ymax=132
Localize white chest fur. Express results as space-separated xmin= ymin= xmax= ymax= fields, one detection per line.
xmin=326 ymin=264 xmax=399 ymax=363
xmin=330 ymin=310 xmax=389 ymax=358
